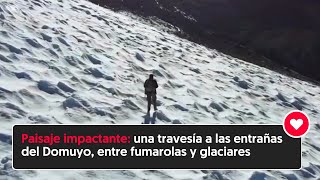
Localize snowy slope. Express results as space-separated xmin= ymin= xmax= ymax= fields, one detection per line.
xmin=0 ymin=0 xmax=320 ymax=179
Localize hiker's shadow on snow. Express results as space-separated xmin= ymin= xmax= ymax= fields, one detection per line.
xmin=143 ymin=112 xmax=157 ymax=124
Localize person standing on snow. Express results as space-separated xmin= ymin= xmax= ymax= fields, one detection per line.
xmin=144 ymin=74 xmax=158 ymax=112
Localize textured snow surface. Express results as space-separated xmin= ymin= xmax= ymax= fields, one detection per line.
xmin=0 ymin=0 xmax=320 ymax=179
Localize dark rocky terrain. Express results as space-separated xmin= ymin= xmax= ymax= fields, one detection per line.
xmin=90 ymin=0 xmax=320 ymax=82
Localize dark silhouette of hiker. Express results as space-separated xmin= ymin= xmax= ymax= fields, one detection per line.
xmin=144 ymin=74 xmax=158 ymax=112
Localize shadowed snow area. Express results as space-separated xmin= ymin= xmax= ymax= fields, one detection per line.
xmin=1 ymin=0 xmax=320 ymax=179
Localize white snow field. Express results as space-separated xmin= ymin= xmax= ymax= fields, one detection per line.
xmin=0 ymin=0 xmax=320 ymax=179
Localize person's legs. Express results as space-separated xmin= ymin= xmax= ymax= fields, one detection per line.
xmin=152 ymin=93 xmax=157 ymax=110
xmin=146 ymin=94 xmax=151 ymax=112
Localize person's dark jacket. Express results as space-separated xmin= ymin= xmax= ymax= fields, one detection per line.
xmin=144 ymin=79 xmax=158 ymax=94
